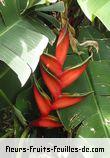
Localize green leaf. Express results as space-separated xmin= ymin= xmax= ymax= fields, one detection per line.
xmin=35 ymin=1 xmax=64 ymax=12
xmin=78 ymin=61 xmax=110 ymax=134
xmin=20 ymin=127 xmax=30 ymax=138
xmin=0 ymin=0 xmax=19 ymax=25
xmin=0 ymin=63 xmax=9 ymax=79
xmin=1 ymin=129 xmax=13 ymax=138
xmin=67 ymin=25 xmax=110 ymax=137
xmin=78 ymin=26 xmax=110 ymax=60
xmin=13 ymin=106 xmax=27 ymax=127
xmin=88 ymin=61 xmax=110 ymax=95
xmin=16 ymin=87 xmax=33 ymax=114
xmin=0 ymin=89 xmax=13 ymax=108
xmin=0 ymin=90 xmax=27 ymax=127
xmin=17 ymin=0 xmax=41 ymax=14
xmin=14 ymin=118 xmax=24 ymax=138
xmin=37 ymin=11 xmax=60 ymax=28
xmin=0 ymin=1 xmax=48 ymax=86
xmin=27 ymin=16 xmax=56 ymax=44
xmin=77 ymin=0 xmax=110 ymax=31
xmin=0 ymin=63 xmax=20 ymax=101
xmin=58 ymin=53 xmax=110 ymax=137
xmin=76 ymin=60 xmax=110 ymax=137
xmin=15 ymin=86 xmax=39 ymax=121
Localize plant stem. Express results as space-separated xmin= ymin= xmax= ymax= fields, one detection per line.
xmin=67 ymin=130 xmax=72 ymax=138
xmin=21 ymin=127 xmax=30 ymax=138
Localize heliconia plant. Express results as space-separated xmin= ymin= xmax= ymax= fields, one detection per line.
xmin=40 ymin=54 xmax=62 ymax=77
xmin=40 ymin=65 xmax=62 ymax=100
xmin=31 ymin=115 xmax=62 ymax=128
xmin=31 ymin=26 xmax=93 ymax=128
xmin=33 ymin=84 xmax=51 ymax=116
xmin=55 ymin=26 xmax=70 ymax=66
xmin=60 ymin=63 xmax=88 ymax=88
xmin=51 ymin=94 xmax=85 ymax=110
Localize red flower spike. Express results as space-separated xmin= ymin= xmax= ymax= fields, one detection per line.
xmin=51 ymin=94 xmax=85 ymax=110
xmin=33 ymin=85 xmax=51 ymax=116
xmin=60 ymin=63 xmax=88 ymax=88
xmin=31 ymin=116 xmax=62 ymax=128
xmin=40 ymin=65 xmax=62 ymax=100
xmin=40 ymin=54 xmax=62 ymax=77
xmin=55 ymin=27 xmax=69 ymax=66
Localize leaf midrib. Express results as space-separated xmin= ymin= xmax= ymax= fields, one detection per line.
xmin=0 ymin=19 xmax=21 ymax=37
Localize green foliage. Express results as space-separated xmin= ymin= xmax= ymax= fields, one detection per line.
xmin=58 ymin=26 xmax=110 ymax=137
xmin=0 ymin=0 xmax=65 ymax=138
xmin=77 ymin=0 xmax=110 ymax=31
xmin=1 ymin=0 xmax=110 ymax=138
xmin=35 ymin=1 xmax=64 ymax=12
xmin=0 ymin=0 xmax=64 ymax=86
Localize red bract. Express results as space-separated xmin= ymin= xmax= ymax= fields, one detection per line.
xmin=40 ymin=54 xmax=62 ymax=77
xmin=60 ymin=63 xmax=88 ymax=88
xmin=32 ymin=27 xmax=92 ymax=129
xmin=31 ymin=116 xmax=62 ymax=128
xmin=33 ymin=85 xmax=51 ymax=116
xmin=55 ymin=26 xmax=69 ymax=66
xmin=51 ymin=94 xmax=85 ymax=110
xmin=40 ymin=65 xmax=62 ymax=100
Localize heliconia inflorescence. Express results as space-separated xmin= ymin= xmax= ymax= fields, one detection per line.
xmin=31 ymin=115 xmax=62 ymax=128
xmin=51 ymin=94 xmax=85 ymax=110
xmin=40 ymin=54 xmax=62 ymax=77
xmin=33 ymin=85 xmax=51 ymax=116
xmin=31 ymin=26 xmax=92 ymax=128
xmin=55 ymin=26 xmax=70 ymax=66
xmin=60 ymin=63 xmax=88 ymax=88
xmin=40 ymin=65 xmax=62 ymax=100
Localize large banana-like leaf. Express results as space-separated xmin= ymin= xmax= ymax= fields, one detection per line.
xmin=78 ymin=26 xmax=110 ymax=60
xmin=58 ymin=26 xmax=110 ymax=137
xmin=77 ymin=0 xmax=110 ymax=31
xmin=0 ymin=0 xmax=48 ymax=86
xmin=0 ymin=63 xmax=21 ymax=100
xmin=17 ymin=0 xmax=57 ymax=12
xmin=17 ymin=0 xmax=40 ymax=11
